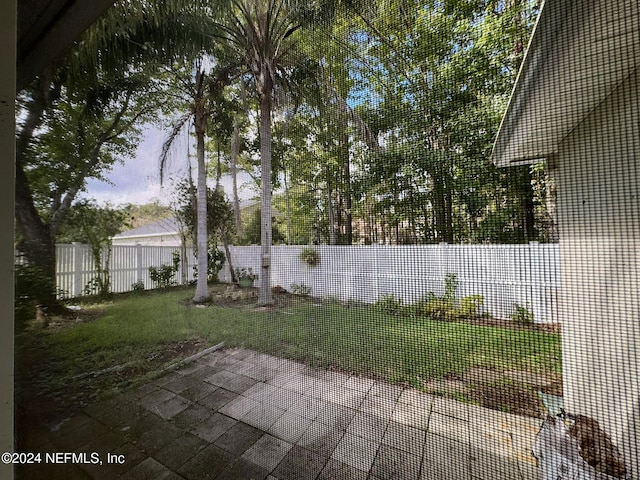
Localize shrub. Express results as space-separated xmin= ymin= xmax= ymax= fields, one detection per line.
xmin=131 ymin=280 xmax=145 ymax=293
xmin=512 ymin=303 xmax=534 ymax=324
xmin=375 ymin=294 xmax=404 ymax=315
xmin=422 ymin=297 xmax=457 ymax=320
xmin=83 ymin=277 xmax=102 ymax=296
xmin=14 ymin=264 xmax=57 ymax=327
xmin=207 ymin=247 xmax=226 ymax=281
xmin=412 ymin=275 xmax=485 ymax=321
xmin=458 ymin=295 xmax=484 ymax=317
xmin=235 ymin=267 xmax=257 ymax=281
xmin=193 ymin=248 xmax=226 ymax=282
xmin=149 ymin=251 xmax=180 ymax=288
xmin=299 ymin=247 xmax=320 ymax=267
xmin=444 ymin=273 xmax=458 ymax=303
xmin=290 ymin=283 xmax=312 ymax=296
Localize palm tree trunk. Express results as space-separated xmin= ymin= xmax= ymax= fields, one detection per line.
xmin=231 ymin=118 xmax=243 ymax=236
xmin=193 ymin=71 xmax=209 ymax=303
xmin=258 ymin=86 xmax=274 ymax=305
xmin=283 ymin=167 xmax=292 ymax=244
xmin=327 ymin=177 xmax=337 ymax=246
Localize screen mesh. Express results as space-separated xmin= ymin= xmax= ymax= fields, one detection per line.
xmin=14 ymin=1 xmax=638 ymax=479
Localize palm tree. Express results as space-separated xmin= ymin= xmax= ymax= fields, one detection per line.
xmin=214 ymin=0 xmax=336 ymax=305
xmin=15 ymin=0 xmax=230 ymax=310
xmin=160 ymin=58 xmax=239 ymax=302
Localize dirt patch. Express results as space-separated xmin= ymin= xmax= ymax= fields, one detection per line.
xmin=206 ymin=284 xmax=309 ymax=309
xmin=472 ymin=380 xmax=544 ymax=417
xmin=458 ymin=315 xmax=561 ymax=333
xmin=423 ymin=367 xmax=562 ymax=418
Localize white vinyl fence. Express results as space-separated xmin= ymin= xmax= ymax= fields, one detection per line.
xmin=221 ymin=243 xmax=560 ymax=324
xmin=56 ymin=243 xmax=198 ymax=297
xmin=55 ymin=243 xmax=559 ymax=323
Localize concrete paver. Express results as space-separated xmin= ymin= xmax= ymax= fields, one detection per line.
xmin=317 ymin=458 xmax=369 ymax=480
xmin=331 ymin=432 xmax=380 ymax=473
xmin=370 ymin=443 xmax=422 ymax=479
xmin=19 ymin=347 xmax=543 ymax=479
xmin=241 ymin=434 xmax=293 ymax=471
xmin=272 ymin=444 xmax=328 ymax=480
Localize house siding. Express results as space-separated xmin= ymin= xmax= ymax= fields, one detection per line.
xmin=111 ymin=232 xmax=183 ymax=247
xmin=556 ymin=69 xmax=639 ymax=476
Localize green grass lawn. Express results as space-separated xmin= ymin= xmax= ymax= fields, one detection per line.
xmin=39 ymin=286 xmax=562 ymax=390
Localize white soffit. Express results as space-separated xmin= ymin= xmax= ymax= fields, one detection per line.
xmin=492 ymin=0 xmax=640 ymax=166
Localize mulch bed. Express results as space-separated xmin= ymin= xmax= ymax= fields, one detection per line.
xmin=464 ymin=315 xmax=561 ymax=333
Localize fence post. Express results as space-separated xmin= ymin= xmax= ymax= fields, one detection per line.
xmin=71 ymin=243 xmax=83 ymax=297
xmin=529 ymin=241 xmax=542 ymax=323
xmin=136 ymin=243 xmax=144 ymax=286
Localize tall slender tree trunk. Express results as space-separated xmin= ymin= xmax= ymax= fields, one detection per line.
xmin=343 ymin=163 xmax=353 ymax=245
xmin=340 ymin=130 xmax=353 ymax=245
xmin=193 ymin=70 xmax=210 ymax=303
xmin=258 ymin=82 xmax=274 ymax=305
xmin=283 ymin=167 xmax=292 ymax=244
xmin=231 ymin=118 xmax=243 ymax=236
xmin=215 ymin=140 xmax=222 ymax=190
xmin=326 ymin=168 xmax=337 ymax=245
xmin=222 ymin=228 xmax=236 ymax=283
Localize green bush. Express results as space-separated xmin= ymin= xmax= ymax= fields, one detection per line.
xmin=235 ymin=267 xmax=257 ymax=281
xmin=511 ymin=303 xmax=534 ymax=324
xmin=149 ymin=251 xmax=180 ymax=288
xmin=83 ymin=277 xmax=102 ymax=296
xmin=14 ymin=264 xmax=58 ymax=327
xmin=299 ymin=247 xmax=320 ymax=267
xmin=372 ymin=275 xmax=486 ymax=322
xmin=458 ymin=295 xmax=484 ymax=317
xmin=422 ymin=297 xmax=457 ymax=320
xmin=444 ymin=273 xmax=458 ymax=303
xmin=131 ymin=280 xmax=145 ymax=293
xmin=290 ymin=283 xmax=311 ymax=296
xmin=411 ymin=275 xmax=485 ymax=321
xmin=375 ymin=294 xmax=404 ymax=315
xmin=193 ymin=248 xmax=227 ymax=282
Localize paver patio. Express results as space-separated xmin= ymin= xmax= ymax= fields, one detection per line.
xmin=17 ymin=347 xmax=542 ymax=479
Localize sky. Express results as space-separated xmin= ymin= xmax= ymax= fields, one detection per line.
xmin=82 ymin=124 xmax=256 ymax=207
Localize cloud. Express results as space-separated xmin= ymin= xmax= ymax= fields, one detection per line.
xmin=82 ymin=124 xmax=257 ymax=207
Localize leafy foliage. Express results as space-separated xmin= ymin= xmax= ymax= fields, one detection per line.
xmin=193 ymin=246 xmax=227 ymax=282
xmin=173 ymin=179 xmax=234 ymax=246
xmin=374 ymin=294 xmax=405 ymax=315
xmin=374 ymin=274 xmax=485 ymax=321
xmin=58 ymin=200 xmax=132 ymax=297
xmin=235 ymin=267 xmax=257 ymax=281
xmin=149 ymin=251 xmax=181 ymax=289
xmin=14 ymin=264 xmax=59 ymax=327
xmin=237 ymin=207 xmax=285 ymax=245
xmin=290 ymin=283 xmax=312 ymax=296
xmin=512 ymin=303 xmax=534 ymax=325
xmin=299 ymin=247 xmax=320 ymax=267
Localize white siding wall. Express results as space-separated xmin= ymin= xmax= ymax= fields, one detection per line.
xmin=111 ymin=233 xmax=183 ymax=247
xmin=555 ymin=69 xmax=639 ymax=476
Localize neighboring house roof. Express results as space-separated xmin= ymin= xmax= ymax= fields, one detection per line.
xmin=491 ymin=0 xmax=640 ymax=167
xmin=114 ymin=217 xmax=182 ymax=240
